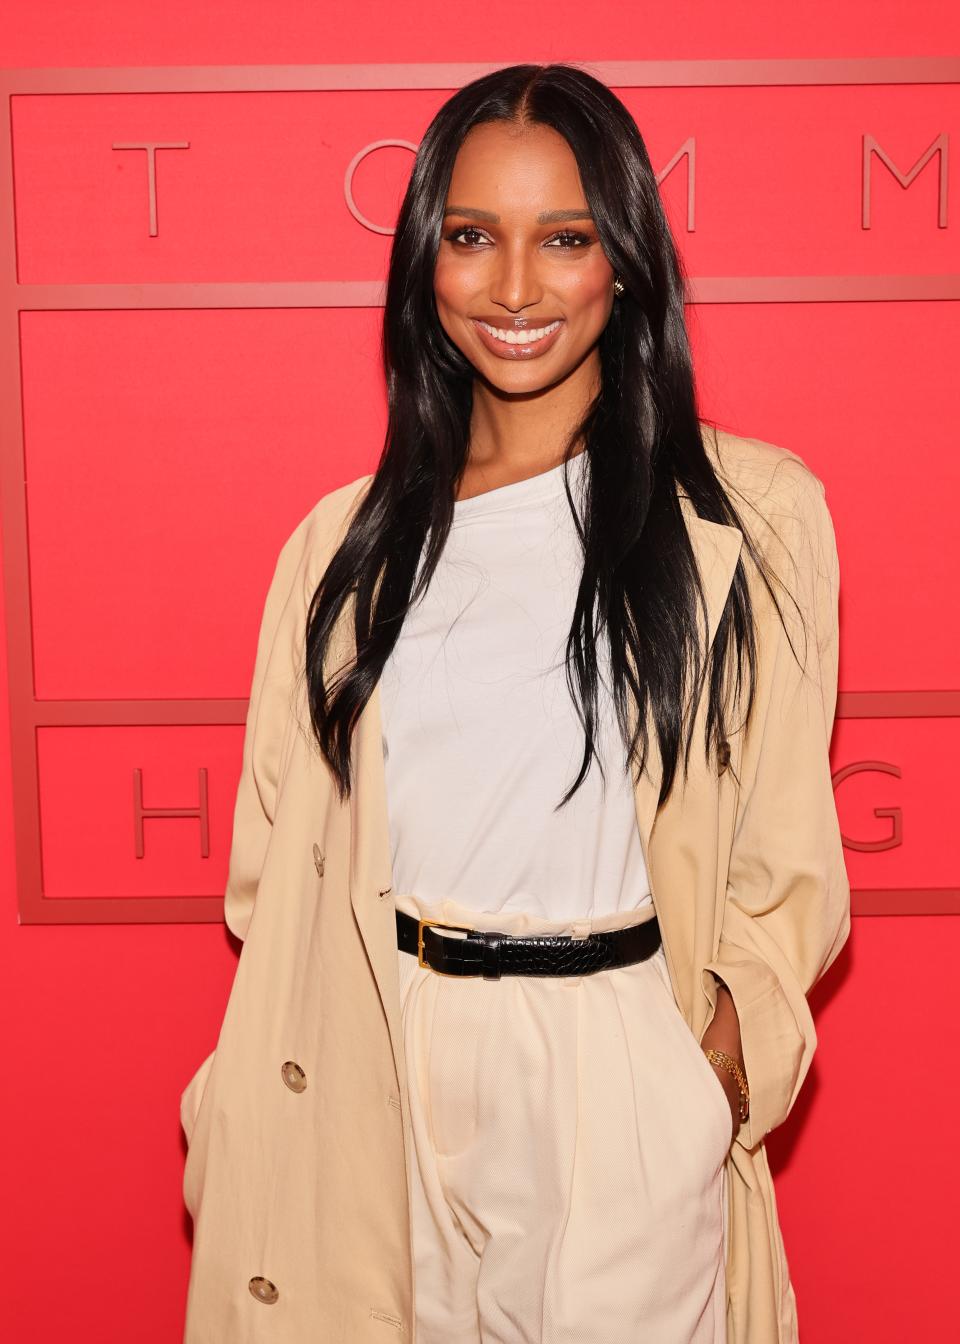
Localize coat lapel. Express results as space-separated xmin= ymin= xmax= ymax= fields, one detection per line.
xmin=630 ymin=498 xmax=744 ymax=856
xmin=348 ymin=670 xmax=407 ymax=1095
xmin=343 ymin=490 xmax=743 ymax=1098
xmin=331 ymin=576 xmax=409 ymax=1098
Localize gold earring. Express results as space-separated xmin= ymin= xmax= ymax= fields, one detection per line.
xmin=613 ymin=276 xmax=625 ymax=297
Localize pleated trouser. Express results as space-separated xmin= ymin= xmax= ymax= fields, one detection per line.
xmin=395 ymin=890 xmax=731 ymax=1344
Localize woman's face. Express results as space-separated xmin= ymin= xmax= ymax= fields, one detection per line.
xmin=433 ymin=120 xmax=616 ymax=391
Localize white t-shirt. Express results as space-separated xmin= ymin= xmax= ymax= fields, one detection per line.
xmin=378 ymin=449 xmax=652 ymax=920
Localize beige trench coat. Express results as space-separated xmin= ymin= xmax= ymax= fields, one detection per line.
xmin=180 ymin=425 xmax=851 ymax=1344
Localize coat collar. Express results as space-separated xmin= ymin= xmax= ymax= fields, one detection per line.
xmin=345 ymin=492 xmax=743 ymax=1095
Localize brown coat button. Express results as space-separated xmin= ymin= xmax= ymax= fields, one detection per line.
xmin=281 ymin=1060 xmax=307 ymax=1093
xmin=312 ymin=843 xmax=325 ymax=877
xmin=248 ymin=1276 xmax=279 ymax=1304
xmin=717 ymin=739 xmax=731 ymax=775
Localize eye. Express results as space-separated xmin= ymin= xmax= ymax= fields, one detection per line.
xmin=444 ymin=226 xmax=490 ymax=247
xmin=545 ymin=230 xmax=592 ymax=249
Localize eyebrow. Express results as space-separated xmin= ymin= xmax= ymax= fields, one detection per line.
xmin=442 ymin=206 xmax=594 ymax=224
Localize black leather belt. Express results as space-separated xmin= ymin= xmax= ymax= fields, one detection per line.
xmin=396 ymin=908 xmax=661 ymax=980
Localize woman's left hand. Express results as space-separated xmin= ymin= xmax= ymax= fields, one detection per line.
xmin=708 ymin=1058 xmax=742 ymax=1144
xmin=701 ymin=979 xmax=746 ymax=1142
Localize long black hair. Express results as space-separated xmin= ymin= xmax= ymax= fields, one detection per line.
xmin=306 ymin=62 xmax=787 ymax=809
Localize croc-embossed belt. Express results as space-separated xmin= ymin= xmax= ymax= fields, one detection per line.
xmin=396 ymin=909 xmax=662 ymax=980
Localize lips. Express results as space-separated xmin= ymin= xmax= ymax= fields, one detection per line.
xmin=472 ymin=316 xmax=564 ymax=330
xmin=471 ymin=317 xmax=565 ymax=361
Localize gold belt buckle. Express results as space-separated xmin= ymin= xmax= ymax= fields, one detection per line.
xmin=418 ymin=917 xmax=475 ymax=975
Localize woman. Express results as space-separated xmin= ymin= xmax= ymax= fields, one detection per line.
xmin=180 ymin=64 xmax=850 ymax=1344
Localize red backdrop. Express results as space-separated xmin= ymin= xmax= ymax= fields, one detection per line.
xmin=1 ymin=6 xmax=958 ymax=1342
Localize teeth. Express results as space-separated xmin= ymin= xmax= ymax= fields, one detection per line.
xmin=478 ymin=319 xmax=561 ymax=346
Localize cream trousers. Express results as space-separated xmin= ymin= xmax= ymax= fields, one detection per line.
xmin=395 ymin=890 xmax=731 ymax=1344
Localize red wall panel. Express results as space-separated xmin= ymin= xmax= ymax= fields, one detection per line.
xmin=21 ymin=307 xmax=381 ymax=700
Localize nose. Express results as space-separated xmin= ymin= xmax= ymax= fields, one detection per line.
xmin=488 ymin=238 xmax=543 ymax=314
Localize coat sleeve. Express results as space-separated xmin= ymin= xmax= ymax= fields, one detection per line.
xmin=222 ymin=512 xmax=317 ymax=943
xmin=223 ymin=476 xmax=372 ymax=942
xmin=702 ymin=463 xmax=851 ymax=1150
xmin=179 ymin=514 xmax=312 ymax=1147
xmin=180 ymin=481 xmax=370 ymax=1149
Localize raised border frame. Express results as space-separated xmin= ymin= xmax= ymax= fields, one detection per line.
xmin=2 ymin=59 xmax=957 ymax=922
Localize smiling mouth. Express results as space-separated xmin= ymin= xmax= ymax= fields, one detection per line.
xmin=470 ymin=317 xmax=566 ymax=361
xmin=475 ymin=318 xmax=562 ymax=347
